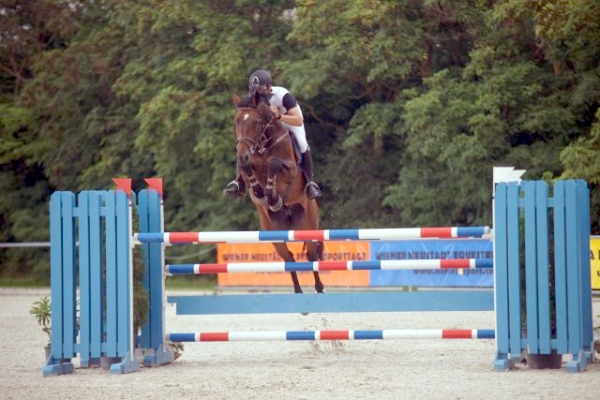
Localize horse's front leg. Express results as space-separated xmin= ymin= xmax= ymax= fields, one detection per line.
xmin=238 ymin=157 xmax=264 ymax=199
xmin=271 ymin=242 xmax=302 ymax=293
xmin=307 ymin=241 xmax=325 ymax=293
xmin=266 ymin=158 xmax=284 ymax=212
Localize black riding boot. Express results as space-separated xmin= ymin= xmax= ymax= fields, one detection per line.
xmin=223 ymin=165 xmax=245 ymax=198
xmin=301 ymin=148 xmax=322 ymax=199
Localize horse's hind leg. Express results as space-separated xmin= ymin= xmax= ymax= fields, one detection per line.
xmin=307 ymin=241 xmax=325 ymax=293
xmin=272 ymin=242 xmax=303 ymax=293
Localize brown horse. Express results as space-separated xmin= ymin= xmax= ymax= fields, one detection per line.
xmin=232 ymin=91 xmax=324 ymax=294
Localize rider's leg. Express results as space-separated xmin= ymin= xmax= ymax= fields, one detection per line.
xmin=223 ymin=163 xmax=245 ymax=198
xmin=301 ymin=147 xmax=322 ymax=199
xmin=288 ymin=126 xmax=322 ymax=200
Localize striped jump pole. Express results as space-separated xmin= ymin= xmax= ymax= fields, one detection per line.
xmin=167 ymin=329 xmax=496 ymax=342
xmin=166 ymin=258 xmax=494 ymax=275
xmin=134 ymin=226 xmax=490 ymax=245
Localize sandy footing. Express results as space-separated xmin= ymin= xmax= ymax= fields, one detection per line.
xmin=2 ymin=288 xmax=598 ymax=399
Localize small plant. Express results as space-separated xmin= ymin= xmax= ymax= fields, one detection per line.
xmin=30 ymin=296 xmax=52 ymax=345
xmin=168 ymin=342 xmax=184 ymax=360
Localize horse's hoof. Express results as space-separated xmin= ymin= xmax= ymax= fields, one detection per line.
xmin=224 ymin=181 xmax=243 ymax=198
xmin=269 ymin=197 xmax=283 ymax=212
xmin=306 ymin=182 xmax=322 ymax=199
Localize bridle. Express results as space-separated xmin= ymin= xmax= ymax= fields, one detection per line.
xmin=235 ymin=107 xmax=290 ymax=156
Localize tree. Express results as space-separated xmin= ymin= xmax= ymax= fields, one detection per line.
xmin=2 ymin=0 xmax=599 ymax=283
xmin=0 ymin=0 xmax=83 ymax=281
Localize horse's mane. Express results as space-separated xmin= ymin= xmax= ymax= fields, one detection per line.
xmin=238 ymin=90 xmax=273 ymax=109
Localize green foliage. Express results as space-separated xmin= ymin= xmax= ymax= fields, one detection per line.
xmin=131 ymin=203 xmax=149 ymax=335
xmin=29 ymin=296 xmax=52 ymax=343
xmin=2 ymin=0 xmax=600 ymax=281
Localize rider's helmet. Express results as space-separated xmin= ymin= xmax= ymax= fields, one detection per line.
xmin=248 ymin=70 xmax=272 ymax=93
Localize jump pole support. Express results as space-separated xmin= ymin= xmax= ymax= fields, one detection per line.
xmin=44 ymin=168 xmax=595 ymax=375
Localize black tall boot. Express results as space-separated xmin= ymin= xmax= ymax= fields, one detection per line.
xmin=301 ymin=148 xmax=322 ymax=199
xmin=223 ymin=164 xmax=245 ymax=198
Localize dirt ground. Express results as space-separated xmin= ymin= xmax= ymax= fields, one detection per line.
xmin=2 ymin=287 xmax=599 ymax=400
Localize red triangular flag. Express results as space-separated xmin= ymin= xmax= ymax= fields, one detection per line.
xmin=144 ymin=178 xmax=164 ymax=196
xmin=112 ymin=178 xmax=132 ymax=196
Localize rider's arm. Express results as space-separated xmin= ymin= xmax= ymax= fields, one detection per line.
xmin=279 ymin=106 xmax=303 ymax=126
xmin=270 ymin=92 xmax=304 ymax=126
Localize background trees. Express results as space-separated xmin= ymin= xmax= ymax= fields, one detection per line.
xmin=1 ymin=0 xmax=598 ymax=282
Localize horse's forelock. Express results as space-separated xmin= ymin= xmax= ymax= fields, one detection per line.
xmin=242 ymin=90 xmax=272 ymax=108
xmin=237 ymin=93 xmax=252 ymax=108
xmin=256 ymin=100 xmax=273 ymax=121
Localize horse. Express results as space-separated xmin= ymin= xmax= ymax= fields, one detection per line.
xmin=231 ymin=91 xmax=324 ymax=294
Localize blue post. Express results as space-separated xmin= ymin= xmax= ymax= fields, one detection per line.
xmin=494 ymin=179 xmax=594 ymax=372
xmin=109 ymin=191 xmax=139 ymax=373
xmin=44 ymin=192 xmax=76 ymax=376
xmin=77 ymin=191 xmax=103 ymax=368
xmin=138 ymin=189 xmax=174 ymax=367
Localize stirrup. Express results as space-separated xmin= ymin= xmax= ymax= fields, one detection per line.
xmin=224 ymin=180 xmax=242 ymax=198
xmin=305 ymin=181 xmax=322 ymax=199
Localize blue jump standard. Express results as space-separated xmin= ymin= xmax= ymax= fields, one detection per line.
xmin=167 ymin=291 xmax=495 ymax=315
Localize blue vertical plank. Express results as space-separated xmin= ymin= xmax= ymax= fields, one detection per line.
xmin=104 ymin=192 xmax=118 ymax=357
xmin=115 ymin=191 xmax=132 ymax=357
xmin=494 ymin=183 xmax=510 ymax=356
xmin=139 ymin=189 xmax=173 ymax=368
xmin=78 ymin=192 xmax=91 ymax=365
xmin=138 ymin=190 xmax=151 ymax=349
xmin=523 ymin=182 xmax=539 ymax=353
xmin=535 ymin=182 xmax=551 ymax=354
xmin=49 ymin=193 xmax=67 ymax=360
xmin=576 ymin=181 xmax=593 ymax=347
xmin=553 ymin=181 xmax=568 ymax=353
xmin=89 ymin=192 xmax=104 ymax=359
xmin=507 ymin=183 xmax=522 ymax=357
xmin=44 ymin=192 xmax=76 ymax=376
xmin=61 ymin=192 xmax=76 ymax=359
xmin=147 ymin=190 xmax=164 ymax=352
xmin=564 ymin=181 xmax=582 ymax=354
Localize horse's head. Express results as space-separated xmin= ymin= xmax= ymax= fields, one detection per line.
xmin=231 ymin=92 xmax=277 ymax=168
xmin=232 ymin=92 xmax=272 ymax=139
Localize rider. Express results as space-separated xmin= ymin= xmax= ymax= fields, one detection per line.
xmin=224 ymin=69 xmax=322 ymax=200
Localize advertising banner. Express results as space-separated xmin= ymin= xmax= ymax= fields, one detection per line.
xmin=217 ymin=237 xmax=599 ymax=289
xmin=369 ymin=239 xmax=494 ymax=287
xmin=591 ymin=237 xmax=600 ymax=290
xmin=217 ymin=241 xmax=370 ymax=287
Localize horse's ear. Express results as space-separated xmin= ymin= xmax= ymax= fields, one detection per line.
xmin=257 ymin=101 xmax=272 ymax=120
xmin=232 ymin=92 xmax=241 ymax=107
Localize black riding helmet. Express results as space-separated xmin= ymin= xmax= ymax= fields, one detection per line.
xmin=249 ymin=70 xmax=272 ymax=92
